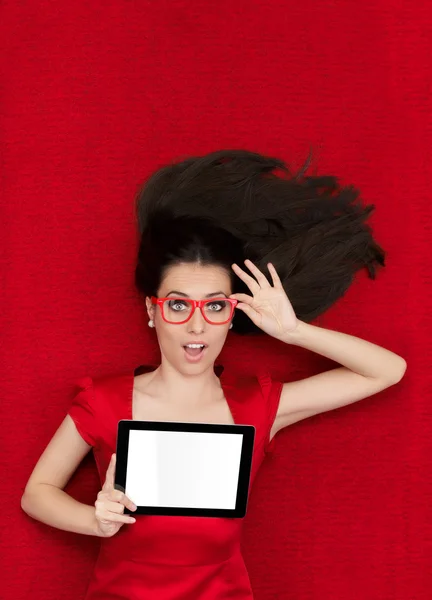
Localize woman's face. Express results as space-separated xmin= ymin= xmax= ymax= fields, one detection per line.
xmin=146 ymin=262 xmax=234 ymax=374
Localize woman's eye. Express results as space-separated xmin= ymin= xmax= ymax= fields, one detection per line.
xmin=207 ymin=301 xmax=225 ymax=311
xmin=168 ymin=300 xmax=187 ymax=311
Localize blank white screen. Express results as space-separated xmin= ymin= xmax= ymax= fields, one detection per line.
xmin=125 ymin=429 xmax=244 ymax=509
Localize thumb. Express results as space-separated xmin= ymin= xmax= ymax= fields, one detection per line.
xmin=236 ymin=303 xmax=261 ymax=325
xmin=102 ymin=453 xmax=116 ymax=491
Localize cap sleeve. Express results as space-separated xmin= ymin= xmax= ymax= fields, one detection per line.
xmin=257 ymin=369 xmax=284 ymax=455
xmin=67 ymin=375 xmax=99 ymax=448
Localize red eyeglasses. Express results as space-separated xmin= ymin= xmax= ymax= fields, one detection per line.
xmin=151 ymin=296 xmax=238 ymax=325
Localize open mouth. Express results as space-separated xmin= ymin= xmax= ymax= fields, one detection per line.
xmin=183 ymin=344 xmax=206 ymax=357
xmin=182 ymin=343 xmax=208 ymax=361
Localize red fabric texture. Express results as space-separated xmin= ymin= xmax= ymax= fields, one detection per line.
xmin=2 ymin=2 xmax=430 ymax=599
xmin=67 ymin=364 xmax=282 ymax=599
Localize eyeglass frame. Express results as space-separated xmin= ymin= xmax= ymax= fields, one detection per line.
xmin=150 ymin=296 xmax=238 ymax=325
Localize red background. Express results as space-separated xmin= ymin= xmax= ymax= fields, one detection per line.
xmin=1 ymin=2 xmax=430 ymax=599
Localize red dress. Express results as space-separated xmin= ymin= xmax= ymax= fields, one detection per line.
xmin=68 ymin=363 xmax=283 ymax=600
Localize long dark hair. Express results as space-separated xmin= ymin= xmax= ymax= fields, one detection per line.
xmin=134 ymin=148 xmax=385 ymax=335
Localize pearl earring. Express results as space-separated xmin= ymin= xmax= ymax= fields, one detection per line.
xmin=229 ymin=323 xmax=233 ymax=329
xmin=148 ymin=320 xmax=154 ymax=328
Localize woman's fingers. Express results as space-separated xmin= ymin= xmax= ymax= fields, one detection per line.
xmin=102 ymin=499 xmax=132 ymax=515
xmin=235 ymin=303 xmax=261 ymax=325
xmin=231 ymin=263 xmax=260 ymax=294
xmin=232 ymin=259 xmax=273 ymax=294
xmin=95 ymin=503 xmax=136 ymax=525
xmin=267 ymin=262 xmax=283 ymax=288
xmin=108 ymin=488 xmax=137 ymax=512
xmin=229 ymin=292 xmax=253 ymax=304
xmin=243 ymin=259 xmax=271 ymax=287
xmin=101 ymin=456 xmax=137 ymax=512
xmin=102 ymin=454 xmax=116 ymax=492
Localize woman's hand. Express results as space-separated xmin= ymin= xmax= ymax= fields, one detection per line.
xmin=93 ymin=454 xmax=137 ymax=538
xmin=230 ymin=259 xmax=299 ymax=341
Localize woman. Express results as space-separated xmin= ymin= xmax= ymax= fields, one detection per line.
xmin=21 ymin=149 xmax=407 ymax=599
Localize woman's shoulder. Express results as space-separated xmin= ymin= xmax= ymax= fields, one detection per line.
xmin=71 ymin=366 xmax=138 ymax=404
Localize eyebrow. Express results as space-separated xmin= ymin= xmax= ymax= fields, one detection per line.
xmin=165 ymin=290 xmax=228 ymax=298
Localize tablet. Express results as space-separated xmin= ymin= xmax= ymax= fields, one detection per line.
xmin=114 ymin=420 xmax=255 ymax=518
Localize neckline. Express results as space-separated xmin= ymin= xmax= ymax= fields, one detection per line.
xmin=129 ymin=364 xmax=238 ymax=425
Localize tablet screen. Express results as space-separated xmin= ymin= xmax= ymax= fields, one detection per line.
xmin=115 ymin=420 xmax=255 ymax=518
xmin=127 ymin=429 xmax=242 ymax=509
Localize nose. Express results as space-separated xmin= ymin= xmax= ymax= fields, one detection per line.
xmin=187 ymin=305 xmax=207 ymax=334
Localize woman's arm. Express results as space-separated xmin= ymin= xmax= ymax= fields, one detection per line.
xmin=231 ymin=259 xmax=407 ymax=432
xmin=283 ymin=320 xmax=407 ymax=380
xmin=21 ymin=483 xmax=101 ymax=537
xmin=21 ymin=415 xmax=102 ymax=537
xmin=270 ymin=321 xmax=407 ymax=433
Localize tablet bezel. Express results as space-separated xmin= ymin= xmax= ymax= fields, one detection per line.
xmin=115 ymin=419 xmax=255 ymax=519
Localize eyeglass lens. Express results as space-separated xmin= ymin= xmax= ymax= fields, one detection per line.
xmin=163 ymin=299 xmax=232 ymax=323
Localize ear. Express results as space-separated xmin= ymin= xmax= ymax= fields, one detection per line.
xmin=145 ymin=297 xmax=155 ymax=321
